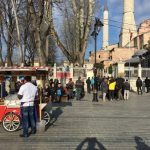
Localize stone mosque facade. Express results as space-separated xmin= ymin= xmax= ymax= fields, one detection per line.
xmin=89 ymin=0 xmax=150 ymax=73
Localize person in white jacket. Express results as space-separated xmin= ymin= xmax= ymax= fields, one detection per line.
xmin=18 ymin=76 xmax=38 ymax=138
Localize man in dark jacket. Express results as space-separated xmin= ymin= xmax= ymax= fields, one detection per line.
xmin=136 ymin=77 xmax=143 ymax=95
xmin=145 ymin=77 xmax=150 ymax=93
xmin=86 ymin=77 xmax=91 ymax=94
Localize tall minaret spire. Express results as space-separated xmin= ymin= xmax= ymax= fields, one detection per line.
xmin=119 ymin=0 xmax=137 ymax=47
xmin=103 ymin=0 xmax=109 ymax=50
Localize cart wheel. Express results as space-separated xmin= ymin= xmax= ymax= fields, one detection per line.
xmin=42 ymin=111 xmax=51 ymax=126
xmin=2 ymin=112 xmax=21 ymax=132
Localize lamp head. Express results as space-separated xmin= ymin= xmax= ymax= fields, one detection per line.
xmin=95 ymin=18 xmax=103 ymax=32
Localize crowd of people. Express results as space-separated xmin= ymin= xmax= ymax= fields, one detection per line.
xmin=2 ymin=75 xmax=150 ymax=104
xmin=42 ymin=78 xmax=75 ymax=103
xmin=86 ymin=76 xmax=150 ymax=102
xmin=41 ymin=75 xmax=150 ymax=103
xmin=86 ymin=76 xmax=130 ymax=102
xmin=7 ymin=75 xmax=150 ymax=138
xmin=42 ymin=76 xmax=86 ymax=102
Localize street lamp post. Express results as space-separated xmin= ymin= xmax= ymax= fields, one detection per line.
xmin=91 ymin=18 xmax=103 ymax=102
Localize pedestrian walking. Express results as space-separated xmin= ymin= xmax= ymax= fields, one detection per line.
xmin=123 ymin=79 xmax=130 ymax=100
xmin=145 ymin=77 xmax=150 ymax=93
xmin=18 ymin=76 xmax=38 ymax=137
xmin=136 ymin=77 xmax=143 ymax=95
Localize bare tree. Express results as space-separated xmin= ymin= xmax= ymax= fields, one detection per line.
xmin=0 ymin=0 xmax=99 ymax=66
xmin=50 ymin=0 xmax=96 ymax=66
xmin=11 ymin=0 xmax=23 ymax=65
xmin=0 ymin=0 xmax=16 ymax=66
xmin=0 ymin=32 xmax=4 ymax=66
xmin=0 ymin=0 xmax=25 ymax=66
xmin=0 ymin=8 xmax=4 ymax=66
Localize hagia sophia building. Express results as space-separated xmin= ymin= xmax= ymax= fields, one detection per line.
xmin=89 ymin=0 xmax=150 ymax=75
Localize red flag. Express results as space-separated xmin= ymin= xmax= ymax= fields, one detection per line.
xmin=129 ymin=29 xmax=133 ymax=41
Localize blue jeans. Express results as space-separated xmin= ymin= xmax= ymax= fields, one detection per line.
xmin=21 ymin=106 xmax=36 ymax=135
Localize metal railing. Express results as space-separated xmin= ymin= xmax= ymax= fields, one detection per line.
xmin=124 ymin=67 xmax=138 ymax=78
xmin=142 ymin=68 xmax=150 ymax=77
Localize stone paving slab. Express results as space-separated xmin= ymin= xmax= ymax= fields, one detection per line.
xmin=0 ymin=92 xmax=150 ymax=150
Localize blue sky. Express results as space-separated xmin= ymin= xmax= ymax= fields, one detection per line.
xmin=86 ymin=0 xmax=150 ymax=59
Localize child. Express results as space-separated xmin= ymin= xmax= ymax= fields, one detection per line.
xmin=56 ymin=83 xmax=64 ymax=103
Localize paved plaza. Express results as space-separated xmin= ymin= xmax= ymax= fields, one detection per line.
xmin=0 ymin=92 xmax=150 ymax=150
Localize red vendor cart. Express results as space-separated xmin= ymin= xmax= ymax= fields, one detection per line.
xmin=0 ymin=66 xmax=53 ymax=132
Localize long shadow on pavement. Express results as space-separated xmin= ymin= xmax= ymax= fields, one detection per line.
xmin=45 ymin=107 xmax=63 ymax=131
xmin=76 ymin=137 xmax=106 ymax=150
xmin=135 ymin=136 xmax=150 ymax=150
xmin=45 ymin=102 xmax=72 ymax=131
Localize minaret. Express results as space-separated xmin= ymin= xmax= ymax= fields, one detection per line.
xmin=119 ymin=0 xmax=137 ymax=47
xmin=103 ymin=0 xmax=109 ymax=50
